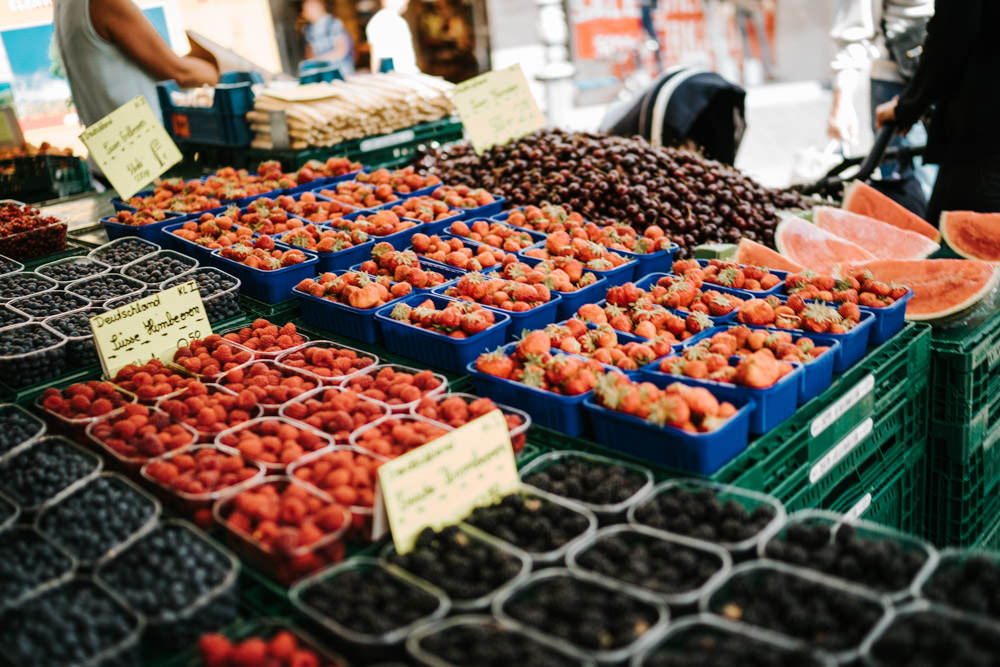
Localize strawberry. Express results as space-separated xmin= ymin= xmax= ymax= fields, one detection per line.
xmin=476 ymin=350 xmax=514 ymax=378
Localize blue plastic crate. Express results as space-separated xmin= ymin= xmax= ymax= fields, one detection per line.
xmin=157 ymin=72 xmax=260 ymax=146
xmin=466 ymin=343 xmax=592 ymax=436
xmin=350 ymin=258 xmax=464 ymax=293
xmin=101 ymin=212 xmax=184 ymax=242
xmin=374 ymin=293 xmax=511 ymax=373
xmin=412 ymin=211 xmax=464 ymax=237
xmin=313 ymin=181 xmax=400 ymax=212
xmin=619 ymin=243 xmax=679 ymax=279
xmin=517 ymin=248 xmax=637 ymax=288
xmin=292 ymin=272 xmax=405 ymax=343
xmin=694 ymin=259 xmax=787 ymax=296
xmin=862 ymin=290 xmax=912 ymax=345
xmin=212 ymin=245 xmax=318 ymax=304
xmin=582 ymin=395 xmax=754 ymax=474
xmin=341 ymin=209 xmax=422 ymax=250
xmin=432 ymin=282 xmax=562 ymax=342
xmin=272 ymin=234 xmax=376 ymax=274
xmin=639 ymin=356 xmax=803 ymax=435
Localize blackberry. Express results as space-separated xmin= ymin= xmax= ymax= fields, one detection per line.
xmin=38 ymin=474 xmax=158 ymax=565
xmin=0 ymin=254 xmax=20 ymax=275
xmin=0 ymin=404 xmax=44 ymax=458
xmin=162 ymin=267 xmax=240 ymax=322
xmin=0 ymin=272 xmax=56 ymax=302
xmin=298 ymin=560 xmax=440 ymax=636
xmin=44 ymin=307 xmax=101 ymax=368
xmin=524 ymin=455 xmax=649 ymax=509
xmin=0 ymin=578 xmax=140 ymax=666
xmin=89 ymin=238 xmax=158 ymax=269
xmin=0 ymin=437 xmax=100 ymax=511
xmin=871 ymin=608 xmax=1000 ymax=667
xmin=0 ymin=304 xmax=29 ymax=328
xmin=923 ymin=556 xmax=1000 ymax=621
xmin=386 ymin=526 xmax=524 ymax=603
xmin=632 ymin=484 xmax=777 ymax=548
xmin=0 ymin=527 xmax=75 ymax=607
xmin=503 ymin=572 xmax=661 ymax=652
xmin=122 ymin=250 xmax=197 ymax=285
xmin=0 ymin=322 xmax=66 ymax=387
xmin=68 ymin=273 xmax=145 ymax=301
xmin=464 ymin=492 xmax=592 ymax=554
xmin=37 ymin=258 xmax=109 ymax=284
xmin=574 ymin=528 xmax=727 ymax=597
xmin=763 ymin=518 xmax=929 ymax=594
xmin=641 ymin=622 xmax=826 ymax=667
xmin=416 ymin=619 xmax=581 ymax=667
xmin=9 ymin=290 xmax=90 ymax=319
xmin=97 ymin=521 xmax=237 ymax=648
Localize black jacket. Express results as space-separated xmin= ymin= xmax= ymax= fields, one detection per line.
xmin=895 ymin=0 xmax=1000 ymax=165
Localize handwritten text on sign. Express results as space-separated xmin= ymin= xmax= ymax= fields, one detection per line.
xmin=89 ymin=281 xmax=211 ymax=379
xmin=451 ymin=65 xmax=546 ymax=154
xmin=377 ymin=409 xmax=520 ymax=554
xmin=79 ymin=96 xmax=182 ymax=200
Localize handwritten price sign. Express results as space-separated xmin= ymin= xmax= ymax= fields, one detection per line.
xmin=452 ymin=65 xmax=546 ymax=154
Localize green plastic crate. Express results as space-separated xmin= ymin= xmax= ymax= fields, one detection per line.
xmin=930 ymin=306 xmax=1000 ymax=432
xmin=925 ymin=450 xmax=1000 ymax=548
xmin=0 ymin=154 xmax=92 ymax=203
xmin=974 ymin=512 xmax=1000 ymax=551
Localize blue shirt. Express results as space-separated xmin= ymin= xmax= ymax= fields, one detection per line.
xmin=304 ymin=15 xmax=354 ymax=74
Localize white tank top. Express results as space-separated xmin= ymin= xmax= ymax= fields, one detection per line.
xmin=53 ymin=0 xmax=162 ymax=127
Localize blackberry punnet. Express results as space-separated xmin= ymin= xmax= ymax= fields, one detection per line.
xmin=464 ymin=492 xmax=592 ymax=554
xmin=162 ymin=267 xmax=240 ymax=322
xmin=0 ymin=437 xmax=100 ymax=510
xmin=90 ymin=238 xmax=158 ymax=268
xmin=523 ymin=456 xmax=648 ymax=509
xmin=0 ymin=322 xmax=66 ymax=387
xmin=68 ymin=274 xmax=145 ymax=301
xmin=416 ymin=619 xmax=581 ymax=667
xmin=0 ymin=272 xmax=56 ymax=301
xmin=640 ymin=622 xmax=827 ymax=667
xmin=9 ymin=290 xmax=90 ymax=318
xmin=632 ymin=485 xmax=776 ymax=547
xmin=0 ymin=405 xmax=44 ymax=457
xmin=122 ymin=251 xmax=196 ymax=285
xmin=870 ymin=608 xmax=1000 ymax=667
xmin=37 ymin=258 xmax=108 ymax=284
xmin=0 ymin=527 xmax=75 ymax=607
xmin=923 ymin=556 xmax=1000 ymax=620
xmin=0 ymin=304 xmax=28 ymax=328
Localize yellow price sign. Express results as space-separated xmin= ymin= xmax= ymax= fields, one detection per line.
xmin=376 ymin=410 xmax=520 ymax=554
xmin=89 ymin=281 xmax=211 ymax=379
xmin=451 ymin=64 xmax=546 ymax=154
xmin=79 ymin=96 xmax=182 ymax=200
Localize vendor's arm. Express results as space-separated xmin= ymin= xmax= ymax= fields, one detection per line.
xmin=827 ymin=0 xmax=877 ymax=141
xmin=91 ymin=0 xmax=219 ymax=86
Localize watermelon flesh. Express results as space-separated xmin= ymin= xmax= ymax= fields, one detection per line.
xmin=837 ymin=258 xmax=1000 ymax=321
xmin=775 ymin=214 xmax=876 ymax=275
xmin=843 ymin=180 xmax=942 ymax=242
xmin=815 ymin=206 xmax=939 ymax=260
xmin=940 ymin=211 xmax=1000 ymax=262
xmin=734 ymin=238 xmax=804 ymax=272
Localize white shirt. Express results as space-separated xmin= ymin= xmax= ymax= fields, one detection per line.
xmin=830 ymin=0 xmax=934 ymax=86
xmin=365 ymin=9 xmax=418 ymax=74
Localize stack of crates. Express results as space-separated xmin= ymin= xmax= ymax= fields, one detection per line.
xmin=925 ymin=310 xmax=1000 ymax=548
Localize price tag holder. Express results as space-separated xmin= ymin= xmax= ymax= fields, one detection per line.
xmin=89 ymin=281 xmax=211 ymax=379
xmin=376 ymin=409 xmax=520 ymax=554
xmin=79 ymin=96 xmax=182 ymax=200
xmin=451 ymin=64 xmax=546 ymax=154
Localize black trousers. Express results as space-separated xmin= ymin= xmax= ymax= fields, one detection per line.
xmin=927 ymin=155 xmax=1000 ymax=225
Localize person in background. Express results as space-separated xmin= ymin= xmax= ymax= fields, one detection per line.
xmin=876 ymin=0 xmax=1000 ymax=224
xmin=300 ymin=0 xmax=355 ymax=74
xmin=53 ymin=0 xmax=218 ymax=128
xmin=366 ymin=0 xmax=419 ymax=74
xmin=827 ymin=0 xmax=934 ymax=195
xmin=639 ymin=0 xmax=662 ymax=71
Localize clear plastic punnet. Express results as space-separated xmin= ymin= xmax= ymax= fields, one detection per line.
xmin=0 ymin=525 xmax=78 ymax=611
xmin=0 ymin=435 xmax=103 ymax=514
xmin=87 ymin=236 xmax=160 ymax=269
xmin=35 ymin=256 xmax=111 ymax=286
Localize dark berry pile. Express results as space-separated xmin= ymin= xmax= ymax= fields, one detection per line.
xmin=464 ymin=492 xmax=592 ymax=554
xmin=38 ymin=475 xmax=157 ymax=565
xmin=0 ymin=493 xmax=15 ymax=526
xmin=417 ymin=620 xmax=580 ymax=667
xmin=0 ymin=437 xmax=99 ymax=510
xmin=503 ymin=573 xmax=660 ymax=651
xmin=0 ymin=272 xmax=55 ymax=301
xmin=0 ymin=255 xmax=19 ymax=275
xmin=710 ymin=566 xmax=885 ymax=652
xmin=298 ymin=563 xmax=439 ymax=635
xmin=163 ymin=268 xmax=240 ymax=322
xmin=763 ymin=520 xmax=928 ymax=593
xmin=0 ymin=579 xmax=139 ymax=666
xmin=122 ymin=251 xmax=196 ymax=285
xmin=641 ymin=623 xmax=826 ymax=667
xmin=68 ymin=274 xmax=145 ymax=301
xmin=90 ymin=238 xmax=158 ymax=268
xmin=386 ymin=526 xmax=523 ymax=603
xmin=0 ymin=322 xmax=66 ymax=387
xmin=0 ymin=405 xmax=44 ymax=458
xmin=104 ymin=291 xmax=152 ymax=310
xmin=524 ymin=457 xmax=647 ymax=509
xmin=9 ymin=290 xmax=90 ymax=318
xmin=0 ymin=527 xmax=75 ymax=607
xmin=575 ymin=529 xmax=725 ymax=596
xmin=632 ymin=485 xmax=776 ymax=547
xmin=923 ymin=556 xmax=1000 ymax=620
xmin=37 ymin=258 xmax=108 ymax=284
xmin=870 ymin=609 xmax=1000 ymax=667
xmin=0 ymin=304 xmax=28 ymax=328
xmin=44 ymin=308 xmax=99 ymax=367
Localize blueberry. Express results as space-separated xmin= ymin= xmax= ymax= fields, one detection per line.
xmin=871 ymin=609 xmax=1000 ymax=667
xmin=642 ymin=623 xmax=826 ymax=667
xmin=0 ymin=578 xmax=139 ymax=666
xmin=9 ymin=290 xmax=90 ymax=319
xmin=44 ymin=307 xmax=101 ymax=367
xmin=37 ymin=258 xmax=108 ymax=284
xmin=122 ymin=251 xmax=196 ymax=285
xmin=465 ymin=492 xmax=591 ymax=554
xmin=68 ymin=274 xmax=145 ymax=301
xmin=0 ymin=437 xmax=100 ymax=510
xmin=0 ymin=305 xmax=29 ymax=328
xmin=162 ymin=267 xmax=240 ymax=322
xmin=418 ymin=620 xmax=581 ymax=667
xmin=0 ymin=272 xmax=56 ymax=302
xmin=0 ymin=405 xmax=44 ymax=458
xmin=90 ymin=238 xmax=158 ymax=268
xmin=633 ymin=486 xmax=775 ymax=547
xmin=0 ymin=527 xmax=75 ymax=607
xmin=524 ymin=457 xmax=647 ymax=508
xmin=38 ymin=475 xmax=158 ymax=565
xmin=0 ymin=323 xmax=66 ymax=388
xmin=0 ymin=255 xmax=19 ymax=275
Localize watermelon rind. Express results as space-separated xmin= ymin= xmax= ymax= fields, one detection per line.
xmin=843 ymin=180 xmax=942 ymax=242
xmin=939 ymin=211 xmax=1000 ymax=262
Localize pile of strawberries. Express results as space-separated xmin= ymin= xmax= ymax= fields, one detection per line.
xmin=111 ymin=359 xmax=196 ymax=401
xmin=657 ymin=345 xmax=796 ymax=389
xmin=356 ymin=166 xmax=441 ymax=194
xmin=289 ymin=156 xmax=361 ymax=184
xmin=696 ymin=326 xmax=831 ymax=364
xmin=541 ymin=318 xmax=671 ymax=370
xmin=198 ymin=629 xmax=332 ymax=667
xmin=219 ymin=236 xmax=310 ymax=271
xmin=318 ymin=181 xmax=398 ymax=209
xmin=635 ymin=276 xmax=745 ymax=316
xmin=124 ymin=187 xmax=222 ymax=215
xmin=276 ymin=225 xmax=369 ymax=255
xmin=351 ymin=416 xmax=451 ymax=458
xmin=672 ymin=258 xmax=782 ymax=292
xmin=448 ymin=220 xmax=538 ymax=252
xmin=474 ymin=331 xmax=603 ymax=396
xmin=522 ymin=232 xmax=632 ymax=273
xmin=593 ymin=372 xmax=738 ymax=433
xmin=107 ymin=208 xmax=176 ymax=227
xmin=295 ymin=271 xmax=410 ymax=308
xmin=273 ymin=192 xmax=357 ymax=224
xmin=387 ymin=196 xmax=460 ymax=223
xmin=356 ymin=243 xmax=452 ymax=288
xmin=387 ymin=298 xmax=497 ymax=337
xmin=277 ymin=343 xmax=377 ymax=380
xmin=330 ymin=210 xmax=416 ymax=238
xmin=40 ymin=381 xmax=132 ymax=421
xmin=506 ymin=204 xmax=584 ymax=233
xmin=169 ymin=214 xmax=254 ymax=250
xmin=219 ymin=361 xmax=319 ymax=407
xmin=236 ymin=199 xmax=304 ymax=236
xmin=576 ymin=223 xmax=674 ymax=255
xmin=413 ymin=394 xmax=528 ymax=451
xmin=411 ymin=233 xmax=517 ymax=271
xmin=785 ymin=270 xmax=908 ymax=309
xmin=577 ymin=298 xmax=714 ymax=341
xmin=738 ymin=295 xmax=859 ymax=333
xmin=89 ymin=404 xmax=195 ymax=462
xmin=172 ymin=335 xmax=255 ymax=379
xmin=340 ymin=365 xmax=445 ymax=409
xmin=222 ymin=320 xmax=306 ymax=357
xmin=430 ymin=185 xmax=496 ymax=210
xmin=282 ymin=388 xmax=387 ymax=442
xmin=498 ymin=259 xmax=600 ymax=294
xmin=159 ymin=382 xmax=261 ymax=438
xmin=439 ymin=273 xmax=553 ymax=312
xmin=217 ymin=419 xmax=330 ymax=467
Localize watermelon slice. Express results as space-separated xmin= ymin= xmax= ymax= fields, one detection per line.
xmin=774 ymin=214 xmax=876 ymax=275
xmin=940 ymin=211 xmax=1000 ymax=261
xmin=733 ymin=238 xmax=804 ymax=272
xmin=837 ymin=258 xmax=1000 ymax=321
xmin=815 ymin=206 xmax=939 ymax=260
xmin=843 ymin=180 xmax=941 ymax=242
